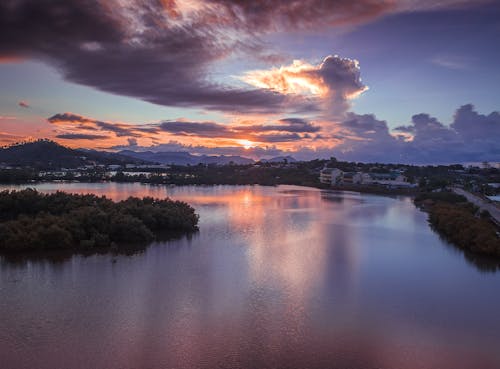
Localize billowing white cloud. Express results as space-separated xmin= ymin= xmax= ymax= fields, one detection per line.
xmin=242 ymin=55 xmax=368 ymax=118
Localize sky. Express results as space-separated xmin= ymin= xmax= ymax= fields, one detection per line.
xmin=0 ymin=0 xmax=499 ymax=163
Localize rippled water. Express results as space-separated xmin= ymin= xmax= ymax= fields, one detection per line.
xmin=1 ymin=183 xmax=500 ymax=369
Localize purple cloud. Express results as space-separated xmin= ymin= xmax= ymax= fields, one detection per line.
xmin=48 ymin=113 xmax=319 ymax=143
xmin=1 ymin=1 xmax=484 ymax=115
xmin=48 ymin=104 xmax=500 ymax=163
xmin=48 ymin=113 xmax=144 ymax=138
xmin=56 ymin=133 xmax=110 ymax=140
xmin=334 ymin=105 xmax=499 ymax=163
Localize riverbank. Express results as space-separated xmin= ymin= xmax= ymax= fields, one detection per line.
xmin=0 ymin=177 xmax=420 ymax=198
xmin=0 ymin=189 xmax=199 ymax=254
xmin=451 ymin=187 xmax=500 ymax=226
xmin=415 ymin=192 xmax=500 ymax=257
xmin=327 ymin=184 xmax=418 ymax=196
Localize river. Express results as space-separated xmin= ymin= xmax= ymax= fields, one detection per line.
xmin=1 ymin=183 xmax=500 ymax=369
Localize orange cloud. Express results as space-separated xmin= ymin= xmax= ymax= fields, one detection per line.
xmin=241 ymin=55 xmax=368 ymax=118
xmin=46 ymin=112 xmax=325 ymax=150
xmin=241 ymin=60 xmax=329 ymax=96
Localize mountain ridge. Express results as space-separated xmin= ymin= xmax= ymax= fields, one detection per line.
xmin=0 ymin=140 xmax=145 ymax=169
xmin=118 ymin=150 xmax=255 ymax=165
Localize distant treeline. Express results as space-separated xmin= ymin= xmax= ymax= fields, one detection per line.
xmin=113 ymin=162 xmax=323 ymax=187
xmin=0 ymin=169 xmax=37 ymax=183
xmin=0 ymin=189 xmax=198 ymax=252
xmin=415 ymin=192 xmax=500 ymax=257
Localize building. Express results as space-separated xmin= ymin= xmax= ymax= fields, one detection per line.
xmin=320 ymin=168 xmax=343 ymax=185
xmin=320 ymin=167 xmax=415 ymax=188
xmin=365 ymin=172 xmax=411 ymax=188
xmin=342 ymin=172 xmax=362 ymax=184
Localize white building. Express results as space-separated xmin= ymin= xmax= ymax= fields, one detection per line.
xmin=342 ymin=172 xmax=363 ymax=184
xmin=364 ymin=172 xmax=412 ymax=188
xmin=320 ymin=168 xmax=415 ymax=188
xmin=320 ymin=168 xmax=343 ymax=185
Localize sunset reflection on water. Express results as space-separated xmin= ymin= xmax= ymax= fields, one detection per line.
xmin=1 ymin=183 xmax=500 ymax=369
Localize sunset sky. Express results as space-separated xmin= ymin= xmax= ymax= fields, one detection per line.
xmin=0 ymin=0 xmax=499 ymax=163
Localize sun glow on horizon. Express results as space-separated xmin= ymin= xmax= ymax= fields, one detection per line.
xmin=237 ymin=139 xmax=256 ymax=149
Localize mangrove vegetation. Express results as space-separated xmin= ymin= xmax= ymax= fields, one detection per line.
xmin=0 ymin=189 xmax=199 ymax=253
xmin=415 ymin=191 xmax=500 ymax=257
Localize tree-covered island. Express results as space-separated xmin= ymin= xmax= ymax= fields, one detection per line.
xmin=0 ymin=189 xmax=199 ymax=253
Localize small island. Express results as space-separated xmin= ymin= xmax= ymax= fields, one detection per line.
xmin=414 ymin=192 xmax=500 ymax=257
xmin=0 ymin=189 xmax=199 ymax=253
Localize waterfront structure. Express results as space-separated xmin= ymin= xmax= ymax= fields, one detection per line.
xmin=342 ymin=172 xmax=363 ymax=184
xmin=320 ymin=167 xmax=414 ymax=188
xmin=320 ymin=168 xmax=343 ymax=185
xmin=364 ymin=172 xmax=410 ymax=188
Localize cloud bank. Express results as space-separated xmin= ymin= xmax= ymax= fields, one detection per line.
xmin=0 ymin=0 xmax=487 ymax=115
xmin=48 ymin=112 xmax=321 ymax=144
xmin=47 ymin=104 xmax=499 ymax=163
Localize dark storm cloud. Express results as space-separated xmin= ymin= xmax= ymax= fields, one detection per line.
xmin=393 ymin=125 xmax=414 ymax=133
xmin=48 ymin=104 xmax=499 ymax=162
xmin=101 ymin=104 xmax=499 ymax=163
xmin=159 ymin=121 xmax=231 ymax=137
xmin=56 ymin=133 xmax=110 ymax=140
xmin=279 ymin=118 xmax=308 ymax=125
xmin=329 ymin=112 xmax=403 ymax=162
xmin=159 ymin=119 xmax=315 ymax=141
xmin=0 ymin=0 xmax=323 ymax=113
xmin=340 ymin=112 xmax=393 ymax=139
xmin=203 ymin=0 xmax=395 ymax=30
xmin=235 ymin=118 xmax=320 ymax=134
xmin=48 ymin=113 xmax=90 ymax=124
xmin=1 ymin=0 xmax=481 ymax=114
xmin=451 ymin=104 xmax=500 ymax=140
xmin=48 ymin=112 xmax=144 ymax=138
xmin=255 ymin=133 xmax=302 ymax=142
xmin=94 ymin=121 xmax=141 ymax=137
xmin=48 ymin=113 xmax=319 ymax=142
xmin=0 ymin=0 xmax=122 ymax=57
xmin=331 ymin=104 xmax=500 ymax=163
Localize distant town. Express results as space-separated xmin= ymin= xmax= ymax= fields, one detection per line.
xmin=1 ymin=140 xmax=499 ymax=199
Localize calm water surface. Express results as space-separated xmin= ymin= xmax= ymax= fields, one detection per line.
xmin=1 ymin=183 xmax=500 ymax=369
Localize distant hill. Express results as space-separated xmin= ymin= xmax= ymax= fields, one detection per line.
xmin=260 ymin=156 xmax=297 ymax=163
xmin=0 ymin=140 xmax=145 ymax=169
xmin=119 ymin=150 xmax=254 ymax=166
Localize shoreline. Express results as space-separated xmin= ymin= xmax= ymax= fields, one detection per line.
xmin=1 ymin=183 xmax=498 ymax=265
xmin=0 ymin=189 xmax=199 ymax=256
xmin=414 ymin=192 xmax=500 ymax=258
xmin=0 ymin=178 xmax=419 ymax=197
xmin=325 ymin=184 xmax=418 ymax=197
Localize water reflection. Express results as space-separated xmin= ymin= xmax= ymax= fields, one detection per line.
xmin=1 ymin=184 xmax=500 ymax=369
xmin=463 ymin=250 xmax=500 ymax=272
